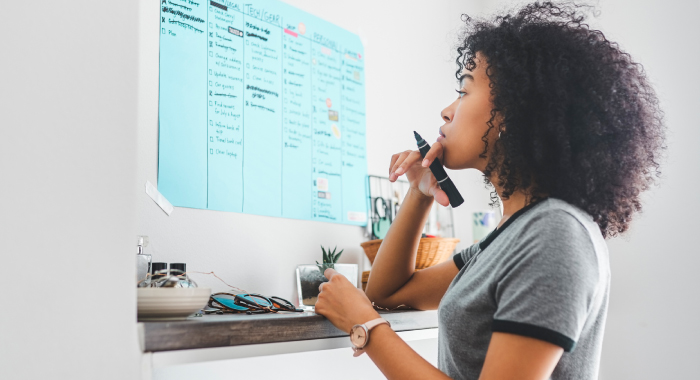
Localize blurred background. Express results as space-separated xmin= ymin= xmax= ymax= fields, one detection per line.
xmin=1 ymin=0 xmax=698 ymax=379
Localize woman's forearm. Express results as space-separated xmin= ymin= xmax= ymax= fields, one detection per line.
xmin=364 ymin=188 xmax=434 ymax=304
xmin=365 ymin=324 xmax=451 ymax=379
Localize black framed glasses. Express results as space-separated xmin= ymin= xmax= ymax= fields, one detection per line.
xmin=205 ymin=293 xmax=302 ymax=315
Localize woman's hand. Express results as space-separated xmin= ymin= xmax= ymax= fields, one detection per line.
xmin=314 ymin=268 xmax=381 ymax=333
xmin=388 ymin=142 xmax=449 ymax=207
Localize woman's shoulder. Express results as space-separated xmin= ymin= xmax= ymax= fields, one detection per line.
xmin=511 ymin=198 xmax=610 ymax=275
xmin=525 ymin=198 xmax=604 ymax=242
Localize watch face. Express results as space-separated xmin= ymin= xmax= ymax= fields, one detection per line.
xmin=350 ymin=326 xmax=367 ymax=347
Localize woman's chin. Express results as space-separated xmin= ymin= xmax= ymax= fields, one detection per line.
xmin=444 ymin=156 xmax=479 ymax=171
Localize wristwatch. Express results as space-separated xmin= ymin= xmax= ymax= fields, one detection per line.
xmin=349 ymin=317 xmax=391 ymax=357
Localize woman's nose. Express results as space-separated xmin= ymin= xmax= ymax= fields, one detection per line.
xmin=441 ymin=107 xmax=454 ymax=123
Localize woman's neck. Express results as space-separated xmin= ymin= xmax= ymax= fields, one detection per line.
xmin=496 ymin=190 xmax=529 ymax=229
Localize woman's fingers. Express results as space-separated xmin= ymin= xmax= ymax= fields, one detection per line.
xmin=430 ymin=185 xmax=450 ymax=207
xmin=323 ymin=268 xmax=339 ymax=280
xmin=386 ymin=144 xmax=450 ymax=206
xmin=389 ymin=150 xmax=411 ymax=181
xmin=394 ymin=150 xmax=423 ymax=176
xmin=390 ymin=151 xmax=409 ymax=175
xmin=389 ymin=153 xmax=400 ymax=176
xmin=421 ymin=141 xmax=444 ymax=168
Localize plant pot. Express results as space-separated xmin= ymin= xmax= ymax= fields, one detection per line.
xmin=296 ymin=263 xmax=358 ymax=310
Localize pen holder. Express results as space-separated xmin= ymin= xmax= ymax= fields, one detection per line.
xmin=361 ymin=237 xmax=460 ymax=270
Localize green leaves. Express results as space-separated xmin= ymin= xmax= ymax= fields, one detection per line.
xmin=316 ymin=245 xmax=344 ymax=273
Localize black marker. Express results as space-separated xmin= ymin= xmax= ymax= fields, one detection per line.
xmin=414 ymin=131 xmax=464 ymax=208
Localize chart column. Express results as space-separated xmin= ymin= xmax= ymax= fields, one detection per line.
xmin=158 ymin=0 xmax=208 ymax=209
xmin=310 ymin=38 xmax=343 ymax=222
xmin=241 ymin=15 xmax=284 ymax=216
xmin=281 ymin=24 xmax=313 ymax=219
xmin=207 ymin=1 xmax=245 ymax=212
xmin=340 ymin=50 xmax=367 ymax=224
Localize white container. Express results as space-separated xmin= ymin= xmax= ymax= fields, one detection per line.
xmin=137 ymin=287 xmax=211 ymax=321
xmin=296 ymin=263 xmax=358 ymax=311
xmin=136 ymin=236 xmax=151 ymax=284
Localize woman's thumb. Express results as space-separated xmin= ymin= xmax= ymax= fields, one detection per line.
xmin=429 ymin=185 xmax=450 ymax=207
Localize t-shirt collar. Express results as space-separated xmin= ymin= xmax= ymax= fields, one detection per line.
xmin=478 ymin=199 xmax=547 ymax=251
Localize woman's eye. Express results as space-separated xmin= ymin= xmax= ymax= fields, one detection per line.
xmin=455 ymin=89 xmax=467 ymax=98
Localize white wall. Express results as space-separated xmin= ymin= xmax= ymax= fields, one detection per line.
xmin=136 ymin=0 xmax=490 ymax=304
xmin=8 ymin=0 xmax=689 ymax=378
xmin=589 ymin=1 xmax=700 ymax=378
xmin=473 ymin=1 xmax=700 ymax=379
xmin=0 ymin=1 xmax=140 ymax=380
xmin=135 ymin=1 xmax=491 ymax=377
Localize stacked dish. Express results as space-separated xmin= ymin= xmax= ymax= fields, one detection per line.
xmin=137 ymin=287 xmax=211 ymax=321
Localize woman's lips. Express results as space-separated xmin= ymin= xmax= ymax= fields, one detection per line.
xmin=437 ymin=128 xmax=446 ymax=142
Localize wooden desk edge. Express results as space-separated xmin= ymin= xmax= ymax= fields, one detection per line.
xmin=142 ymin=309 xmax=438 ymax=352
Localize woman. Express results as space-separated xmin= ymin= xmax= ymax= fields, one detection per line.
xmin=314 ymin=2 xmax=665 ymax=379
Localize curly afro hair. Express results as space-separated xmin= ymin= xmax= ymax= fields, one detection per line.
xmin=456 ymin=2 xmax=665 ymax=238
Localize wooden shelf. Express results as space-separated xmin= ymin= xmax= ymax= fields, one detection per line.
xmin=141 ymin=309 xmax=438 ymax=352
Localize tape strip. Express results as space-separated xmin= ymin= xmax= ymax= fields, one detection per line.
xmin=145 ymin=181 xmax=173 ymax=216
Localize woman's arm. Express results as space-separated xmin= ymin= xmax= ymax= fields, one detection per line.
xmin=363 ymin=327 xmax=563 ymax=380
xmin=364 ymin=145 xmax=460 ymax=310
xmin=364 ymin=324 xmax=452 ymax=379
xmin=316 ymin=256 xmax=562 ymax=380
xmin=315 ymin=269 xmax=452 ymax=379
xmin=364 ymin=188 xmax=459 ymax=310
xmin=478 ymin=332 xmax=563 ymax=380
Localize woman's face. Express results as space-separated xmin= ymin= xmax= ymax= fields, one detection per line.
xmin=438 ymin=54 xmax=497 ymax=172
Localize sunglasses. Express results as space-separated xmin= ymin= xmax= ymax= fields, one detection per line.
xmin=205 ymin=293 xmax=303 ymax=315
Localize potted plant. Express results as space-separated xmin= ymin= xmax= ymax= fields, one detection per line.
xmin=316 ymin=246 xmax=343 ymax=272
xmin=296 ymin=246 xmax=359 ymax=310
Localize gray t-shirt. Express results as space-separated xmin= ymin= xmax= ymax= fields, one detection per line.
xmin=437 ymin=198 xmax=610 ymax=380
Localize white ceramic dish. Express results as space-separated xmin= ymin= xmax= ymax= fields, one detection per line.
xmin=137 ymin=287 xmax=211 ymax=321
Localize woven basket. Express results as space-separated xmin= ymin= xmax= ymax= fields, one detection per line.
xmin=360 ymin=237 xmax=460 ymax=270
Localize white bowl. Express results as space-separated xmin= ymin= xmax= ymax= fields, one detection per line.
xmin=137 ymin=287 xmax=211 ymax=321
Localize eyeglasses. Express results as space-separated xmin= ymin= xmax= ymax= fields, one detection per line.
xmin=205 ymin=293 xmax=303 ymax=315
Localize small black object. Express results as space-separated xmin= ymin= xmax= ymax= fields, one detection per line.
xmin=151 ymin=262 xmax=168 ymax=279
xmin=170 ymin=263 xmax=186 ymax=276
xmin=413 ymin=131 xmax=464 ymax=208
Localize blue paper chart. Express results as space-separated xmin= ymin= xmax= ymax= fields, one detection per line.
xmin=157 ymin=0 xmax=368 ymax=225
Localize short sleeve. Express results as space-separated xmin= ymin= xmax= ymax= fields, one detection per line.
xmin=492 ymin=210 xmax=600 ymax=352
xmin=453 ymin=243 xmax=481 ymax=270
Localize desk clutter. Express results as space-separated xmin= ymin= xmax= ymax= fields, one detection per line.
xmin=366 ymin=175 xmax=455 ymax=240
xmin=207 ymin=293 xmax=302 ymax=315
xmin=135 ymin=173 xmax=463 ymax=319
xmin=136 ymin=252 xmax=213 ymax=320
xmin=136 ymin=236 xmax=308 ymax=320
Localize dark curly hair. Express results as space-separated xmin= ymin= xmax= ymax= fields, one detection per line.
xmin=456 ymin=2 xmax=665 ymax=238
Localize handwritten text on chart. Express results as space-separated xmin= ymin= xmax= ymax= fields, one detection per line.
xmin=157 ymin=0 xmax=367 ymax=225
